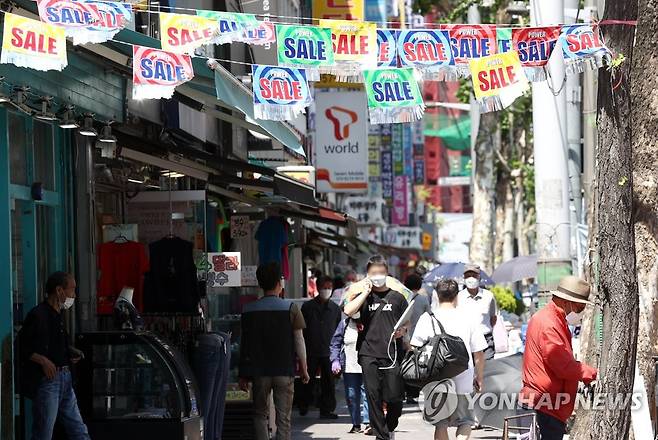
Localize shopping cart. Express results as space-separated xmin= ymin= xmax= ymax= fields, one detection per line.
xmin=502 ymin=413 xmax=538 ymax=440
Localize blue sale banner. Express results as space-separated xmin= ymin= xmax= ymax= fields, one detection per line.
xmin=377 ymin=29 xmax=398 ymax=67
xmin=561 ymin=24 xmax=611 ymax=74
xmin=397 ymin=29 xmax=455 ymax=80
xmin=251 ymin=65 xmax=311 ymax=121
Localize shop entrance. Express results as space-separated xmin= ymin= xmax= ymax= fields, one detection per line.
xmin=0 ymin=108 xmax=71 ymax=440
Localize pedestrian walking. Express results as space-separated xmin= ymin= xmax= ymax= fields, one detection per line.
xmin=299 ymin=276 xmax=342 ymax=419
xmin=457 ymin=264 xmax=497 ymax=360
xmin=410 ymin=279 xmax=487 ymax=440
xmin=330 ymin=316 xmax=371 ymax=434
xmin=239 ymin=262 xmax=311 ymax=440
xmin=18 ymin=272 xmax=91 ymax=440
xmin=519 ymin=276 xmax=598 ymax=440
xmin=344 ymin=255 xmax=409 ymax=440
xmin=402 ymin=273 xmax=431 ymax=404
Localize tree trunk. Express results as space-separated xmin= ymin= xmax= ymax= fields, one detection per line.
xmin=469 ymin=112 xmax=497 ymax=273
xmin=630 ymin=0 xmax=658 ymax=427
xmin=586 ymin=0 xmax=640 ymax=438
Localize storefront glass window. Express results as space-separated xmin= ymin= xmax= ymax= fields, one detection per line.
xmin=34 ymin=120 xmax=56 ymax=191
xmin=9 ymin=112 xmax=28 ymax=186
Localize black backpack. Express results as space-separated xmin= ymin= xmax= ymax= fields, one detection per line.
xmin=401 ymin=311 xmax=470 ymax=386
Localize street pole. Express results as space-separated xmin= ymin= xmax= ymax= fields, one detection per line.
xmin=564 ymin=0 xmax=584 ymax=273
xmin=530 ymin=0 xmax=573 ymax=304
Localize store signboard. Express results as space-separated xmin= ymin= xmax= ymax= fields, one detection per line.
xmin=230 ymin=215 xmax=250 ymax=239
xmin=383 ymin=226 xmax=422 ymax=249
xmin=392 ymin=175 xmax=408 ymax=225
xmin=403 ymin=123 xmax=413 ymax=177
xmin=392 ymin=124 xmax=403 ymax=176
xmin=343 ymin=196 xmax=386 ymax=224
xmin=381 ymin=151 xmax=393 ymax=201
xmin=315 ymin=91 xmax=369 ymax=193
xmin=207 ymin=252 xmax=241 ymax=287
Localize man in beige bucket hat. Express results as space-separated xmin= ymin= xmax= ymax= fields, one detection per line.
xmin=519 ymin=276 xmax=598 ymax=440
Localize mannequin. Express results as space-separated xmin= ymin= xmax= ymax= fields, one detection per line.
xmin=113 ymin=287 xmax=144 ymax=330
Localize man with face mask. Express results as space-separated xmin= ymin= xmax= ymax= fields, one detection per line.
xmin=457 ymin=265 xmax=497 ymax=360
xmin=19 ymin=272 xmax=90 ymax=440
xmin=519 ymin=276 xmax=598 ymax=440
xmin=344 ymin=255 xmax=409 ymax=440
xmin=299 ymin=276 xmax=342 ymax=418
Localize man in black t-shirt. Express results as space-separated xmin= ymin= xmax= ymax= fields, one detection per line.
xmin=344 ymin=256 xmax=408 ymax=440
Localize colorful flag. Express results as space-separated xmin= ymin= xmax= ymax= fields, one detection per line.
xmin=320 ymin=19 xmax=377 ymax=82
xmin=159 ymin=12 xmax=219 ymax=54
xmin=132 ymin=45 xmax=194 ymax=100
xmin=37 ymin=0 xmax=132 ymax=45
xmin=443 ymin=24 xmax=497 ymax=77
xmin=397 ymin=29 xmax=456 ymax=80
xmin=363 ymin=68 xmax=424 ymax=124
xmin=242 ymin=21 xmax=276 ymax=46
xmin=511 ymin=26 xmax=561 ymax=81
xmin=377 ymin=29 xmax=398 ymax=67
xmin=196 ymin=10 xmax=263 ymax=45
xmin=1 ymin=12 xmax=67 ymax=71
xmin=469 ymin=50 xmax=529 ymax=113
xmin=276 ymin=25 xmax=334 ymax=81
xmin=251 ymin=65 xmax=312 ymax=121
xmin=561 ymin=24 xmax=611 ymax=74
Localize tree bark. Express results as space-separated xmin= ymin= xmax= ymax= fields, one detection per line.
xmin=630 ymin=0 xmax=658 ymax=427
xmin=469 ymin=112 xmax=498 ymax=273
xmin=586 ymin=0 xmax=640 ymax=438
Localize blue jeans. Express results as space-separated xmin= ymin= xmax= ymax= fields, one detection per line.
xmin=344 ymin=373 xmax=369 ymax=426
xmin=31 ymin=369 xmax=90 ymax=440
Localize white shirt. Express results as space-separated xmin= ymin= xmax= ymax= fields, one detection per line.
xmin=457 ymin=288 xmax=497 ymax=335
xmin=410 ymin=308 xmax=488 ymax=394
xmin=343 ymin=319 xmax=362 ymax=373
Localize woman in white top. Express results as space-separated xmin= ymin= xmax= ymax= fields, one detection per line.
xmin=330 ymin=315 xmax=371 ymax=434
xmin=410 ymin=279 xmax=488 ymax=440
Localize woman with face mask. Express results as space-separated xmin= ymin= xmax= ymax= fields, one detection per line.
xmin=343 ymin=255 xmax=410 ymax=440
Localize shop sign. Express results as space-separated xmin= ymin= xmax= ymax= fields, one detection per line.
xmin=241 ymin=265 xmax=258 ymax=287
xmin=392 ymin=175 xmax=408 ymax=225
xmin=383 ymin=226 xmax=422 ymax=249
xmin=207 ymin=252 xmax=241 ymax=287
xmin=315 ymin=90 xmax=369 ymax=193
xmin=403 ymin=123 xmax=413 ymax=177
xmin=422 ymin=232 xmax=432 ymax=251
xmin=230 ymin=215 xmax=250 ymax=239
xmin=343 ymin=196 xmax=386 ymax=224
xmin=392 ymin=123 xmax=403 ymax=176
xmin=381 ymin=150 xmax=393 ymax=201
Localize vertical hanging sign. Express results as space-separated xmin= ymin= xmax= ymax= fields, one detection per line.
xmin=392 ymin=175 xmax=409 ymax=225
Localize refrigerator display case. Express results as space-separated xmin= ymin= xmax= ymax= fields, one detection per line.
xmin=74 ymin=332 xmax=202 ymax=440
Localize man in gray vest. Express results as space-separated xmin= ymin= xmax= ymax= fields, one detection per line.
xmin=239 ymin=262 xmax=310 ymax=440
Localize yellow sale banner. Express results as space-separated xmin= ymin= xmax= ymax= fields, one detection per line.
xmin=469 ymin=50 xmax=529 ymax=112
xmin=159 ymin=12 xmax=218 ymax=54
xmin=313 ymin=0 xmax=364 ymax=20
xmin=319 ymin=19 xmax=376 ymax=81
xmin=1 ymin=13 xmax=67 ymax=71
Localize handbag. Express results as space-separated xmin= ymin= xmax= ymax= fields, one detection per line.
xmin=401 ymin=312 xmax=470 ymax=386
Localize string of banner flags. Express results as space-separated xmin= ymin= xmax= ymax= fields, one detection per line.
xmin=0 ymin=2 xmax=612 ymax=120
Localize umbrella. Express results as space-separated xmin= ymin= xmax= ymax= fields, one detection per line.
xmin=492 ymin=255 xmax=538 ymax=284
xmin=423 ymin=262 xmax=495 ymax=291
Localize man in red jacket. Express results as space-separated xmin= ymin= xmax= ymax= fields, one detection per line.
xmin=520 ymin=276 xmax=598 ymax=439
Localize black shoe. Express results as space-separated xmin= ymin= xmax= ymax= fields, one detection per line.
xmin=348 ymin=425 xmax=361 ymax=434
xmin=319 ymin=413 xmax=339 ymax=420
xmin=299 ymin=408 xmax=308 ymax=416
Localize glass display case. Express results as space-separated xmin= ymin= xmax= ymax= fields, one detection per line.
xmin=74 ymin=332 xmax=202 ymax=440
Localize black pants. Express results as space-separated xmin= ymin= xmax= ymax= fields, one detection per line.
xmin=360 ymin=356 xmax=404 ymax=440
xmin=536 ymin=411 xmax=566 ymax=440
xmin=299 ymin=356 xmax=336 ymax=414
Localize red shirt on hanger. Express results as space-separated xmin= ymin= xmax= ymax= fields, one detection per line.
xmin=97 ymin=241 xmax=149 ymax=315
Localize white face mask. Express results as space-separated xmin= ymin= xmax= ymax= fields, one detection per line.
xmin=370 ymin=275 xmax=387 ymax=288
xmin=319 ymin=289 xmax=332 ymax=299
xmin=566 ymin=307 xmax=584 ymax=326
xmin=62 ymin=297 xmax=75 ymax=310
xmin=464 ymin=277 xmax=479 ymax=290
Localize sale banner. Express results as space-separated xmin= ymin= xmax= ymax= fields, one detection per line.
xmin=397 ymin=29 xmax=456 ymax=80
xmin=276 ymin=25 xmax=334 ymax=81
xmin=377 ymin=29 xmax=398 ymax=67
xmin=1 ymin=13 xmax=67 ymax=71
xmin=37 ymin=0 xmax=132 ymax=44
xmin=511 ymin=26 xmax=561 ymax=81
xmin=251 ymin=65 xmax=312 ymax=121
xmin=132 ymin=45 xmax=194 ymax=100
xmin=196 ymin=10 xmax=263 ymax=45
xmin=242 ymin=21 xmax=276 ymax=46
xmin=443 ymin=24 xmax=497 ymax=77
xmin=560 ymin=24 xmax=611 ymax=74
xmin=159 ymin=12 xmax=219 ymax=54
xmin=313 ymin=0 xmax=364 ymax=21
xmin=363 ymin=68 xmax=425 ymax=124
xmin=320 ymin=19 xmax=377 ymax=81
xmin=469 ymin=50 xmax=529 ymax=113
